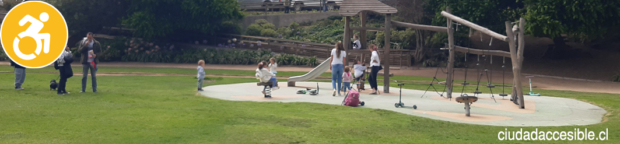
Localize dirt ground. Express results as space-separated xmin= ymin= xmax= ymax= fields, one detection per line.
xmin=2 ymin=61 xmax=618 ymax=94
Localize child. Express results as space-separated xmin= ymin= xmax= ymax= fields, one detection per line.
xmin=353 ymin=60 xmax=367 ymax=90
xmin=255 ymin=61 xmax=278 ymax=96
xmin=342 ymin=66 xmax=353 ymax=93
xmin=88 ymin=50 xmax=97 ymax=71
xmin=197 ymin=60 xmax=205 ymax=91
xmin=269 ymin=58 xmax=278 ymax=76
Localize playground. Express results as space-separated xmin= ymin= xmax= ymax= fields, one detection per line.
xmin=1 ymin=64 xmax=617 ymax=143
xmin=202 ymin=82 xmax=605 ymax=126
xmin=1 ymin=0 xmax=619 ymax=143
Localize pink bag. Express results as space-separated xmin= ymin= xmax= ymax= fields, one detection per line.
xmin=344 ymin=90 xmax=360 ymax=107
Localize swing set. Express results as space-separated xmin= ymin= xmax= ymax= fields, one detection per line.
xmin=399 ymin=7 xmax=528 ymax=117
xmin=339 ymin=1 xmax=528 ymax=117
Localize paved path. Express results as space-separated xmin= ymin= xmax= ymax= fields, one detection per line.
xmin=200 ymin=82 xmax=606 ymax=126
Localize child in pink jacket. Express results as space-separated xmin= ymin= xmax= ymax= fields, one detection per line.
xmin=342 ymin=66 xmax=353 ymax=93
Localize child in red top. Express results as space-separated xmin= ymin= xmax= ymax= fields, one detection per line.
xmin=342 ymin=66 xmax=353 ymax=93
xmin=88 ymin=50 xmax=97 ymax=71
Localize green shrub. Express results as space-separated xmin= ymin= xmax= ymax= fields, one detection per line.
xmin=0 ymin=48 xmax=7 ymax=61
xmin=98 ymin=38 xmax=128 ymax=62
xmin=260 ymin=29 xmax=278 ymax=37
xmin=117 ymin=45 xmax=315 ymax=66
xmin=255 ymin=19 xmax=270 ymax=25
xmin=289 ymin=22 xmax=300 ymax=30
xmin=246 ymin=24 xmax=263 ymax=36
xmin=219 ymin=21 xmax=241 ymax=34
xmin=261 ymin=23 xmax=276 ymax=30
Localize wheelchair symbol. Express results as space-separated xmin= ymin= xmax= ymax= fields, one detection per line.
xmin=12 ymin=12 xmax=51 ymax=60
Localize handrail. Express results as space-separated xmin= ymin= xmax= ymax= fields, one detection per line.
xmin=223 ymin=34 xmax=335 ymax=47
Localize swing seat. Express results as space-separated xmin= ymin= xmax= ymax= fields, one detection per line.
xmin=473 ymin=91 xmax=482 ymax=94
xmin=486 ymin=84 xmax=496 ymax=88
xmin=499 ymin=94 xmax=508 ymax=96
xmin=456 ymin=96 xmax=478 ymax=103
xmin=461 ymin=82 xmax=470 ymax=85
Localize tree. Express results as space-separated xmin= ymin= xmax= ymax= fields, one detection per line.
xmin=522 ymin=0 xmax=620 ymax=58
xmin=400 ymin=0 xmax=523 ymax=64
xmin=426 ymin=0 xmax=524 ymax=33
xmin=122 ymin=0 xmax=244 ymax=40
xmin=46 ymin=0 xmax=130 ymax=41
xmin=395 ymin=0 xmax=431 ymax=64
xmin=1 ymin=0 xmax=22 ymax=10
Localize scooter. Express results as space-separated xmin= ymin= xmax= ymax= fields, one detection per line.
xmin=394 ymin=83 xmax=417 ymax=109
xmin=526 ymin=76 xmax=540 ymax=96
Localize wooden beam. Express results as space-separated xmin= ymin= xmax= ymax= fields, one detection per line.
xmin=441 ymin=11 xmax=508 ymax=42
xmin=349 ymin=27 xmax=385 ymax=31
xmin=445 ymin=7 xmax=455 ymax=100
xmin=517 ymin=18 xmax=526 ymax=109
xmin=344 ymin=16 xmax=351 ymax=50
xmin=383 ymin=14 xmax=391 ymax=93
xmin=449 ymin=45 xmax=512 ymax=58
xmin=360 ymin=11 xmax=367 ymax=49
xmin=505 ymin=21 xmax=524 ymax=109
xmin=518 ymin=18 xmax=526 ymax=66
xmin=391 ymin=21 xmax=447 ymax=32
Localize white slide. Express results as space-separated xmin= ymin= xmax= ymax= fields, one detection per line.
xmin=288 ymin=57 xmax=331 ymax=83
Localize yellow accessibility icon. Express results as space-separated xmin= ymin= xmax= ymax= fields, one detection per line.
xmin=1 ymin=1 xmax=68 ymax=68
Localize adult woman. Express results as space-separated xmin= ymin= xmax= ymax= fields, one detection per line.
xmin=54 ymin=47 xmax=74 ymax=95
xmin=368 ymin=44 xmax=381 ymax=94
xmin=330 ymin=41 xmax=346 ymax=96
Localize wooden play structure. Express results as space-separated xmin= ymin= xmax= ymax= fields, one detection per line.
xmin=339 ymin=0 xmax=399 ymax=93
xmin=338 ymin=0 xmax=527 ymax=116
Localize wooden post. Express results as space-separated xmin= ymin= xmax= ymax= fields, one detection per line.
xmin=344 ymin=16 xmax=351 ymax=65
xmin=360 ymin=12 xmax=367 ymax=49
xmin=505 ymin=21 xmax=524 ymax=108
xmin=383 ymin=14 xmax=391 ymax=93
xmin=344 ymin=16 xmax=351 ymax=50
xmin=445 ymin=7 xmax=455 ymax=99
xmin=516 ymin=18 xmax=526 ymax=109
xmin=465 ymin=101 xmax=471 ymax=116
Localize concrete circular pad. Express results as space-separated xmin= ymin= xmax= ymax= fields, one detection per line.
xmin=200 ymin=82 xmax=606 ymax=126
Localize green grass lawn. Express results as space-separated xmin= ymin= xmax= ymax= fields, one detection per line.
xmin=0 ymin=65 xmax=617 ymax=143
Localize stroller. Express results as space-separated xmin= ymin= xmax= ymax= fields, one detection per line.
xmin=355 ymin=66 xmax=367 ymax=91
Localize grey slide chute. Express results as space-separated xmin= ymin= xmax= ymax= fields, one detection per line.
xmin=287 ymin=57 xmax=331 ymax=86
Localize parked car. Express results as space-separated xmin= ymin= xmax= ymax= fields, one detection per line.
xmin=238 ymin=0 xmax=270 ymax=10
xmin=238 ymin=0 xmax=341 ymax=11
xmin=291 ymin=0 xmax=342 ymax=11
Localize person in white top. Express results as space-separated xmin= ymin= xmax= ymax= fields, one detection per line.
xmin=54 ymin=47 xmax=74 ymax=95
xmin=269 ymin=58 xmax=278 ymax=75
xmin=368 ymin=44 xmax=382 ymax=94
xmin=255 ymin=61 xmax=278 ymax=97
xmin=353 ymin=60 xmax=366 ymax=90
xmin=197 ymin=60 xmax=206 ymax=91
xmin=330 ymin=41 xmax=346 ymax=96
xmin=352 ymin=34 xmax=361 ymax=50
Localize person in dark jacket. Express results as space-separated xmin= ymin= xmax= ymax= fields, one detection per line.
xmin=77 ymin=32 xmax=101 ymax=93
xmin=10 ymin=60 xmax=26 ymax=90
xmin=54 ymin=47 xmax=74 ymax=95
